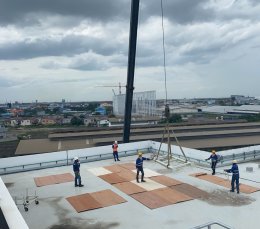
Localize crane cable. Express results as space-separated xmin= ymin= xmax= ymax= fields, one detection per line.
xmin=160 ymin=0 xmax=168 ymax=104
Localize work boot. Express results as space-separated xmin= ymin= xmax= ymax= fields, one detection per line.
xmin=237 ymin=191 xmax=240 ymax=194
xmin=230 ymin=190 xmax=234 ymax=192
xmin=79 ymin=184 xmax=84 ymax=187
xmin=141 ymin=180 xmax=146 ymax=182
xmin=75 ymin=184 xmax=79 ymax=187
xmin=117 ymin=159 xmax=120 ymax=161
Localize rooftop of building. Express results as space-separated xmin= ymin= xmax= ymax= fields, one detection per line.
xmin=1 ymin=141 xmax=260 ymax=229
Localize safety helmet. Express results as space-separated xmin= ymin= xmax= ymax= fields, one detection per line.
xmin=212 ymin=150 xmax=216 ymax=154
xmin=138 ymin=151 xmax=143 ymax=156
xmin=232 ymin=160 xmax=237 ymax=164
xmin=73 ymin=157 xmax=78 ymax=161
xmin=115 ymin=141 xmax=118 ymax=144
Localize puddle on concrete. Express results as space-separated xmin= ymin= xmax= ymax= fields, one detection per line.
xmin=49 ymin=222 xmax=119 ymax=229
xmin=201 ymin=189 xmax=255 ymax=206
xmin=41 ymin=197 xmax=120 ymax=229
xmin=156 ymin=168 xmax=173 ymax=174
xmin=4 ymin=182 xmax=14 ymax=188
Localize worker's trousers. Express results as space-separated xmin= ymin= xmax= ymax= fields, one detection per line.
xmin=113 ymin=152 xmax=119 ymax=161
xmin=231 ymin=174 xmax=239 ymax=193
xmin=211 ymin=161 xmax=217 ymax=175
xmin=136 ymin=166 xmax=144 ymax=181
xmin=74 ymin=171 xmax=82 ymax=186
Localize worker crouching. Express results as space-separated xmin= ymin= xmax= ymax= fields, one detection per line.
xmin=136 ymin=151 xmax=150 ymax=183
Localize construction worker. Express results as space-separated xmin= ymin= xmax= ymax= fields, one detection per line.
xmin=136 ymin=151 xmax=150 ymax=183
xmin=224 ymin=160 xmax=240 ymax=194
xmin=205 ymin=150 xmax=218 ymax=175
xmin=112 ymin=141 xmax=120 ymax=161
xmin=73 ymin=157 xmax=84 ymax=187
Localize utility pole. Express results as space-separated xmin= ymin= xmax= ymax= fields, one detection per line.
xmin=123 ymin=0 xmax=140 ymax=143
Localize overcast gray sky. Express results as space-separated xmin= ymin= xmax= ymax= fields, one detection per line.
xmin=0 ymin=0 xmax=260 ymax=102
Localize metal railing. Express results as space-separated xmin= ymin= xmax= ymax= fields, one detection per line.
xmin=151 ymin=148 xmax=260 ymax=167
xmin=191 ymin=221 xmax=233 ymax=229
xmin=0 ymin=148 xmax=151 ymax=175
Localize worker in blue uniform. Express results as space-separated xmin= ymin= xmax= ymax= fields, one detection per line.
xmin=224 ymin=160 xmax=239 ymax=194
xmin=205 ymin=150 xmax=218 ymax=175
xmin=136 ymin=151 xmax=150 ymax=183
xmin=73 ymin=157 xmax=84 ymax=187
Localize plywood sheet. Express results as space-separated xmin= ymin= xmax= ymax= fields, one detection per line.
xmin=131 ymin=178 xmax=166 ymax=191
xmin=88 ymin=167 xmax=112 ymax=176
xmin=99 ymin=173 xmax=128 ymax=184
xmin=119 ymin=163 xmax=136 ymax=171
xmin=113 ymin=182 xmax=146 ymax=195
xmin=66 ymin=193 xmax=102 ymax=212
xmin=239 ymin=184 xmax=260 ymax=194
xmin=217 ymin=180 xmax=260 ymax=193
xmin=131 ymin=191 xmax=171 ymax=209
xmin=194 ymin=174 xmax=225 ymax=184
xmin=150 ymin=175 xmax=182 ymax=187
xmin=118 ymin=170 xmax=136 ymax=181
xmin=171 ymin=183 xmax=208 ymax=199
xmin=104 ymin=165 xmax=125 ymax=173
xmin=54 ymin=173 xmax=74 ymax=183
xmin=151 ymin=187 xmax=193 ymax=204
xmin=190 ymin=172 xmax=208 ymax=177
xmin=90 ymin=189 xmax=127 ymax=207
xmin=192 ymin=173 xmax=260 ymax=194
xmin=34 ymin=175 xmax=56 ymax=187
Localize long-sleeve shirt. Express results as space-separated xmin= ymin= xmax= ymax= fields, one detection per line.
xmin=136 ymin=157 xmax=149 ymax=168
xmin=207 ymin=154 xmax=218 ymax=162
xmin=73 ymin=161 xmax=80 ymax=172
xmin=112 ymin=144 xmax=118 ymax=152
xmin=226 ymin=164 xmax=239 ymax=176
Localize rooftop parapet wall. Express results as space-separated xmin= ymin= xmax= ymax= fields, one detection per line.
xmin=1 ymin=140 xmax=260 ymax=174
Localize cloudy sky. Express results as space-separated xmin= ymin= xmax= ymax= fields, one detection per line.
xmin=0 ymin=0 xmax=260 ymax=103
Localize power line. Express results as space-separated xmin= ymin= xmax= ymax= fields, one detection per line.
xmin=160 ymin=0 xmax=168 ymax=104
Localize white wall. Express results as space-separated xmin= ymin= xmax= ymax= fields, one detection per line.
xmin=0 ymin=141 xmax=152 ymax=169
xmin=0 ymin=178 xmax=29 ymax=229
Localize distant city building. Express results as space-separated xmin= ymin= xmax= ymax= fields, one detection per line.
xmin=198 ymin=105 xmax=260 ymax=115
xmin=20 ymin=119 xmax=31 ymax=126
xmin=0 ymin=125 xmax=6 ymax=139
xmin=113 ymin=90 xmax=156 ymax=116
xmin=231 ymin=95 xmax=256 ymax=105
xmin=95 ymin=106 xmax=107 ymax=115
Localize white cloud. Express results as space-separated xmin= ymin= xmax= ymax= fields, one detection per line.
xmin=0 ymin=0 xmax=260 ymax=102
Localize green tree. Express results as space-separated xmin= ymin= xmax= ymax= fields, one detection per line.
xmin=169 ymin=114 xmax=182 ymax=123
xmin=70 ymin=116 xmax=84 ymax=126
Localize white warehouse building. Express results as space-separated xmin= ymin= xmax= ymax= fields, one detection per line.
xmin=113 ymin=90 xmax=157 ymax=116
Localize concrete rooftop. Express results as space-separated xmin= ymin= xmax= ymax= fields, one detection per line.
xmin=2 ymin=154 xmax=260 ymax=229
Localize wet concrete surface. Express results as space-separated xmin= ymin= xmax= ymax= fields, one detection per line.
xmin=156 ymin=168 xmax=173 ymax=175
xmin=42 ymin=197 xmax=120 ymax=229
xmin=201 ymin=189 xmax=255 ymax=206
xmin=4 ymin=182 xmax=14 ymax=188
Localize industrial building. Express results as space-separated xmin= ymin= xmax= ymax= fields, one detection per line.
xmin=113 ymin=90 xmax=157 ymax=116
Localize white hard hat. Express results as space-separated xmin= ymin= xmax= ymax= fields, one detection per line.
xmin=115 ymin=141 xmax=118 ymax=144
xmin=232 ymin=160 xmax=237 ymax=164
xmin=73 ymin=157 xmax=78 ymax=161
